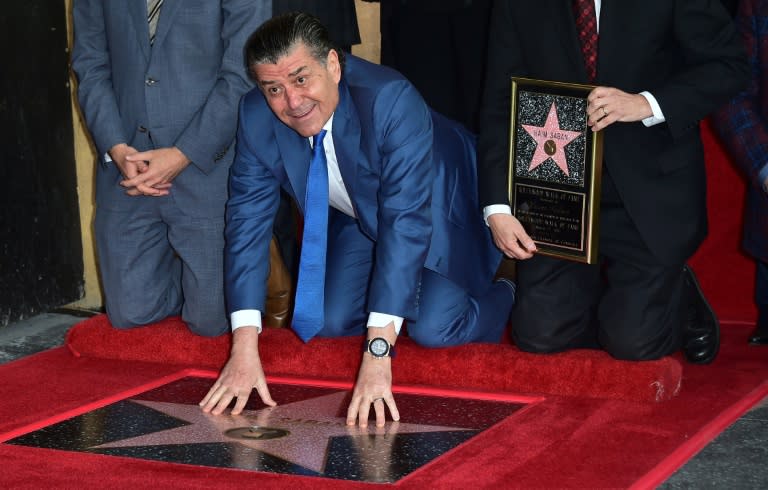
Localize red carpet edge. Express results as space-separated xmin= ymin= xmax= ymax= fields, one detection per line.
xmin=66 ymin=314 xmax=682 ymax=403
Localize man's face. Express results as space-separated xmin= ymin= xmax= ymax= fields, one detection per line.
xmin=254 ymin=43 xmax=341 ymax=138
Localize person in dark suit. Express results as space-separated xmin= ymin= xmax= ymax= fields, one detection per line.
xmin=478 ymin=1 xmax=749 ymax=363
xmin=273 ymin=0 xmax=361 ymax=52
xmin=712 ymin=0 xmax=768 ymax=346
xmin=370 ymin=0 xmax=492 ymax=133
xmin=71 ymin=1 xmax=271 ymax=336
xmin=200 ymin=12 xmax=515 ymax=426
xmin=721 ymin=0 xmax=740 ymax=17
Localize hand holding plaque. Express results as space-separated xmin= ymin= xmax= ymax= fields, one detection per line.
xmin=508 ymin=78 xmax=604 ymax=264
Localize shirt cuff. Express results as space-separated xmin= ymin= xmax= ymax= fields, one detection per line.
xmin=639 ymin=91 xmax=665 ymax=127
xmin=483 ymin=204 xmax=513 ymax=225
xmin=231 ymin=310 xmax=263 ymax=333
xmin=367 ymin=312 xmax=403 ymax=335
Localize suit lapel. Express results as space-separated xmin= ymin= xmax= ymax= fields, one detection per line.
xmin=595 ymin=0 xmax=619 ymax=83
xmin=128 ymin=1 xmax=150 ymax=62
xmin=150 ymin=0 xmax=182 ymax=51
xmin=276 ymin=123 xmax=312 ymax=215
xmin=551 ymin=1 xmax=587 ymax=80
xmin=332 ymin=79 xmax=360 ymax=205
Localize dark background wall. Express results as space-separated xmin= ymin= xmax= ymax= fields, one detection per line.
xmin=0 ymin=1 xmax=83 ymax=326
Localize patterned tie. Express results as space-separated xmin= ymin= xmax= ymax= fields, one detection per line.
xmin=147 ymin=0 xmax=164 ymax=45
xmin=573 ymin=0 xmax=598 ymax=82
xmin=292 ymin=130 xmax=329 ymax=342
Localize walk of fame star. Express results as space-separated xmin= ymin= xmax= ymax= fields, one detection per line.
xmin=522 ymin=102 xmax=583 ymax=176
xmin=7 ymin=378 xmax=525 ymax=482
xmin=94 ymin=392 xmax=471 ymax=475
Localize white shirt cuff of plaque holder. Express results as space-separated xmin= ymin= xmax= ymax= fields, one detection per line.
xmin=231 ymin=309 xmax=263 ymax=333
xmin=368 ymin=312 xmax=403 ymax=335
xmin=640 ymin=91 xmax=666 ymax=127
xmin=483 ymin=204 xmax=513 ymax=225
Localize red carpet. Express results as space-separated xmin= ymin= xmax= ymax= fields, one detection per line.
xmin=0 ymin=320 xmax=766 ymax=488
xmin=1 ymin=123 xmax=766 ymax=488
xmin=67 ymin=315 xmax=683 ymax=403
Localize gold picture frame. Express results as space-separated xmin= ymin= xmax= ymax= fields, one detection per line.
xmin=509 ymin=77 xmax=604 ymax=264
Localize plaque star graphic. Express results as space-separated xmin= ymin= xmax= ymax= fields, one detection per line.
xmin=93 ymin=392 xmax=471 ymax=474
xmin=522 ymin=102 xmax=583 ymax=176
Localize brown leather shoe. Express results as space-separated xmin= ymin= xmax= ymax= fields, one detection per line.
xmin=263 ymin=237 xmax=293 ymax=328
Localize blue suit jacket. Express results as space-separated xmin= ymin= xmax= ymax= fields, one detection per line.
xmin=226 ymin=55 xmax=500 ymax=320
xmin=72 ymin=0 xmax=270 ymax=216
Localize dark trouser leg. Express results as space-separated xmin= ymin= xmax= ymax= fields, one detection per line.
xmin=511 ymin=255 xmax=601 ymax=352
xmin=512 ymin=169 xmax=684 ymax=360
xmin=752 ymin=260 xmax=768 ymax=342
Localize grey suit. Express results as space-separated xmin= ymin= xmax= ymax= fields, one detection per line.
xmin=72 ymin=0 xmax=270 ymax=336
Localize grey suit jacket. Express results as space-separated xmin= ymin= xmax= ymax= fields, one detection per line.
xmin=72 ymin=0 xmax=270 ymax=216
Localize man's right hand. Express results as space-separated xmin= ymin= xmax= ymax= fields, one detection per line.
xmin=487 ymin=213 xmax=537 ymax=260
xmin=108 ymin=143 xmax=145 ymax=183
xmin=199 ymin=326 xmax=276 ymax=415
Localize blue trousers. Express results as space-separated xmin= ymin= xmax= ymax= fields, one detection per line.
xmin=314 ymin=210 xmax=513 ymax=347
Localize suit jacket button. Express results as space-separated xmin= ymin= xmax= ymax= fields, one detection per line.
xmin=145 ymin=77 xmax=157 ymax=86
xmin=138 ymin=125 xmax=147 ymax=133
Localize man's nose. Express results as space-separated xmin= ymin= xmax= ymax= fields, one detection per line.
xmin=284 ymin=87 xmax=302 ymax=108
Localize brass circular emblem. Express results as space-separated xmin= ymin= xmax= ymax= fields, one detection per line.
xmin=225 ymin=426 xmax=290 ymax=441
xmin=544 ymin=139 xmax=557 ymax=156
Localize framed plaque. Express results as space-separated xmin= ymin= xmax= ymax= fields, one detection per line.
xmin=509 ymin=77 xmax=604 ymax=264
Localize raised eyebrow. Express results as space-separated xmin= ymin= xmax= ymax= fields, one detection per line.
xmin=288 ymin=65 xmax=309 ymax=78
xmin=259 ymin=65 xmax=309 ymax=88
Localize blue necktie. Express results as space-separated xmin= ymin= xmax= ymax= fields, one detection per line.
xmin=292 ymin=130 xmax=329 ymax=342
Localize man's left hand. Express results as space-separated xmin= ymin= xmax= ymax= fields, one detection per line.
xmin=122 ymin=146 xmax=190 ymax=196
xmin=346 ymin=353 xmax=400 ymax=428
xmin=587 ymin=86 xmax=653 ymax=132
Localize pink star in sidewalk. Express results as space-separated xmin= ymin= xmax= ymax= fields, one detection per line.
xmin=522 ymin=102 xmax=583 ymax=176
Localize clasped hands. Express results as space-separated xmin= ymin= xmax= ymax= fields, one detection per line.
xmin=108 ymin=143 xmax=190 ymax=196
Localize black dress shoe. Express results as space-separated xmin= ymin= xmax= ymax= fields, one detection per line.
xmin=681 ymin=265 xmax=720 ymax=364
xmin=748 ymin=328 xmax=768 ymax=345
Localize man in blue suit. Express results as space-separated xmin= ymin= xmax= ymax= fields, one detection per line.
xmin=71 ymin=1 xmax=270 ymax=336
xmin=200 ymin=12 xmax=515 ymax=426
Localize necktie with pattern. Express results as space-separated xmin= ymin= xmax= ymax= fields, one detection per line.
xmin=573 ymin=0 xmax=598 ymax=83
xmin=147 ymin=0 xmax=164 ymax=45
xmin=292 ymin=130 xmax=329 ymax=342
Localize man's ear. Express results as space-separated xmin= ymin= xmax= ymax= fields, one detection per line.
xmin=327 ymin=49 xmax=341 ymax=83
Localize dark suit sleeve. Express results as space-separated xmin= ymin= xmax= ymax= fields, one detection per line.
xmin=71 ymin=0 xmax=128 ymax=156
xmin=477 ymin=0 xmax=525 ymax=208
xmin=650 ymin=0 xmax=749 ymax=140
xmin=173 ymin=0 xmax=270 ymax=174
xmin=711 ymin=0 xmax=768 ymax=188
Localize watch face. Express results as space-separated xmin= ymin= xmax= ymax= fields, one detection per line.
xmin=369 ymin=338 xmax=389 ymax=357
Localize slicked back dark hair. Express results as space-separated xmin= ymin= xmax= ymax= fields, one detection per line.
xmin=244 ymin=12 xmax=345 ymax=79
